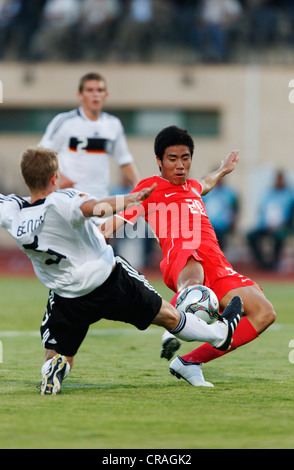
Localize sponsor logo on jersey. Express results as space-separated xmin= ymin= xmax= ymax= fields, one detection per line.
xmin=69 ymin=137 xmax=113 ymax=154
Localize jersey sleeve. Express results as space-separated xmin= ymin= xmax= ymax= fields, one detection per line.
xmin=71 ymin=193 xmax=97 ymax=226
xmin=0 ymin=194 xmax=5 ymax=226
xmin=52 ymin=190 xmax=96 ymax=227
xmin=39 ymin=113 xmax=68 ymax=152
xmin=0 ymin=194 xmax=22 ymax=230
xmin=111 ymin=119 xmax=134 ymax=167
xmin=192 ymin=179 xmax=203 ymax=196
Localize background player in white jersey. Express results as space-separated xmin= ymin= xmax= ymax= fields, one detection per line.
xmin=0 ymin=146 xmax=242 ymax=395
xmin=39 ymin=72 xmax=140 ymax=199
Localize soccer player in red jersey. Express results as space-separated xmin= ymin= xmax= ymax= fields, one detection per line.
xmin=102 ymin=126 xmax=276 ymax=387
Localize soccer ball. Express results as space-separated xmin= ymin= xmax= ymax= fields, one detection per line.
xmin=175 ymin=284 xmax=220 ymax=324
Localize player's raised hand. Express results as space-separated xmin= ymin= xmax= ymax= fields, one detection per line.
xmin=129 ymin=183 xmax=157 ymax=205
xmin=221 ymin=150 xmax=240 ymax=175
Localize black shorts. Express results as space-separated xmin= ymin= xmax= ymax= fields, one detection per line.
xmin=40 ymin=256 xmax=162 ymax=356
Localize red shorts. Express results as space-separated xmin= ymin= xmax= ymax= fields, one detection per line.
xmin=160 ymin=243 xmax=257 ymax=301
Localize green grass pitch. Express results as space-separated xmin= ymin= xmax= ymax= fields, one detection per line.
xmin=0 ymin=276 xmax=294 ymax=449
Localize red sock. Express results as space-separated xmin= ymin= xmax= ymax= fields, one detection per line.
xmin=170 ymin=293 xmax=179 ymax=307
xmin=181 ymin=317 xmax=259 ymax=364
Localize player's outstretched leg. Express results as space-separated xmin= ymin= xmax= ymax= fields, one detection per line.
xmin=170 ymin=296 xmax=242 ymax=348
xmin=40 ymin=354 xmax=68 ymax=395
xmin=160 ymin=290 xmax=240 ymax=360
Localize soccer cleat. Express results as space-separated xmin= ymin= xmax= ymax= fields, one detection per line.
xmin=40 ymin=354 xmax=67 ymax=395
xmin=160 ymin=330 xmax=181 ymax=360
xmin=214 ymin=296 xmax=243 ymax=351
xmin=169 ymin=356 xmax=214 ymax=387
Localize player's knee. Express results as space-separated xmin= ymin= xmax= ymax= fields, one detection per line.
xmin=257 ymin=300 xmax=276 ymax=330
xmin=177 ymin=277 xmax=202 ymax=293
xmin=265 ymin=303 xmax=276 ymax=326
xmin=176 ymin=259 xmax=204 ymax=292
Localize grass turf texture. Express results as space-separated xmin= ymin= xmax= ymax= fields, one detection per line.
xmin=0 ymin=276 xmax=294 ymax=449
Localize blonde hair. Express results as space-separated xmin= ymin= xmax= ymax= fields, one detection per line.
xmin=20 ymin=146 xmax=59 ymax=191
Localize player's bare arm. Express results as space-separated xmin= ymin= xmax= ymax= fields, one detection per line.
xmin=99 ymin=214 xmax=126 ymax=241
xmin=58 ymin=172 xmax=75 ymax=189
xmin=200 ymin=150 xmax=239 ymax=195
xmin=121 ymin=162 xmax=141 ymax=187
xmin=80 ymin=183 xmax=157 ymax=218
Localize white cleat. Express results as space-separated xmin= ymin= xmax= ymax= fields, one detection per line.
xmin=169 ymin=356 xmax=214 ymax=387
xmin=40 ymin=354 xmax=67 ymax=395
xmin=160 ymin=330 xmax=181 ymax=360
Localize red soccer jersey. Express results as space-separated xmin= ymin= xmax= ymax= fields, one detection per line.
xmin=117 ymin=175 xmax=219 ymax=272
xmin=117 ymin=175 xmax=255 ymax=297
xmin=118 ymin=175 xmax=220 ymax=257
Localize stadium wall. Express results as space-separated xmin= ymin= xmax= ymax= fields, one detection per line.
xmin=0 ymin=63 xmax=294 ymax=251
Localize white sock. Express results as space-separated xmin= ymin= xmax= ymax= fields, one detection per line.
xmin=41 ymin=357 xmax=70 ymax=379
xmin=162 ymin=329 xmax=177 ymax=342
xmin=170 ymin=311 xmax=225 ymax=346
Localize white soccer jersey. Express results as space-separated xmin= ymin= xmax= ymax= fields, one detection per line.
xmin=0 ymin=189 xmax=115 ymax=297
xmin=39 ymin=107 xmax=134 ymax=199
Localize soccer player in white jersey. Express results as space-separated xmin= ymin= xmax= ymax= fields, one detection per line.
xmin=39 ymin=72 xmax=140 ymax=199
xmin=0 ymin=146 xmax=242 ymax=395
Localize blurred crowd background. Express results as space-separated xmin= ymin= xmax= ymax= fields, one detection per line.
xmin=1 ymin=0 xmax=294 ymax=64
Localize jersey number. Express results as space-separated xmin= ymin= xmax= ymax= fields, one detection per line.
xmin=185 ymin=199 xmax=206 ymax=215
xmin=76 ymin=137 xmax=88 ymax=152
xmin=23 ymin=235 xmax=67 ymax=265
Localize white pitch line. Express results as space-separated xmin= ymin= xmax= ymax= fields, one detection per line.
xmin=0 ymin=328 xmax=161 ymax=338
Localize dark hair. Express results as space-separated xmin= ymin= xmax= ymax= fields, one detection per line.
xmin=78 ymin=72 xmax=107 ymax=93
xmin=154 ymin=126 xmax=194 ymax=161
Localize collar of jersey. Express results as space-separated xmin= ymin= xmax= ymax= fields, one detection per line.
xmin=23 ymin=198 xmax=46 ymax=208
xmin=79 ymin=106 xmax=101 ymax=122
